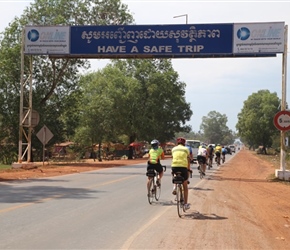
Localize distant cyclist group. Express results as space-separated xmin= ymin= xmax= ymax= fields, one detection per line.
xmin=146 ymin=138 xmax=232 ymax=213
xmin=197 ymin=143 xmax=231 ymax=174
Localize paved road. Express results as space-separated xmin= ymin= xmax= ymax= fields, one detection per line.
xmin=0 ymin=154 xmax=235 ymax=249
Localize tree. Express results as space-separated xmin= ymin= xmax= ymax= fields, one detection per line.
xmin=112 ymin=59 xmax=193 ymax=144
xmin=0 ymin=0 xmax=133 ymax=163
xmin=73 ymin=60 xmax=193 ymax=159
xmin=236 ymin=90 xmax=280 ymax=149
xmin=200 ymin=111 xmax=233 ymax=145
xmin=74 ymin=66 xmax=139 ymax=147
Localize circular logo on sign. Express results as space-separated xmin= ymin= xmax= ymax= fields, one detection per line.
xmin=27 ymin=29 xmax=39 ymax=42
xmin=237 ymin=27 xmax=250 ymax=41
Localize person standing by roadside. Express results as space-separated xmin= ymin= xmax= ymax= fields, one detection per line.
xmin=171 ymin=137 xmax=191 ymax=210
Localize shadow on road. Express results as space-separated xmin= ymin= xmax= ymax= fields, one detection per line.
xmin=208 ymin=176 xmax=275 ymax=183
xmin=0 ymin=185 xmax=102 ymax=204
xmin=183 ymin=211 xmax=228 ymax=220
xmin=148 ymin=199 xmax=175 ymax=207
xmin=190 ymin=187 xmax=214 ymax=191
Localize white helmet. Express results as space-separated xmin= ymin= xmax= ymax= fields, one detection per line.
xmin=151 ymin=139 xmax=159 ymax=149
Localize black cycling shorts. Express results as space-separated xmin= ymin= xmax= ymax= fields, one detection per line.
xmin=147 ymin=162 xmax=163 ymax=174
xmin=215 ymin=152 xmax=221 ymax=157
xmin=171 ymin=167 xmax=188 ymax=181
xmin=197 ymin=155 xmax=206 ymax=164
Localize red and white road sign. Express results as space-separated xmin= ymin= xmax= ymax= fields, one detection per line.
xmin=274 ymin=110 xmax=290 ymax=131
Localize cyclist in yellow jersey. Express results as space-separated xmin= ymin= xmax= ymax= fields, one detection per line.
xmin=171 ymin=137 xmax=191 ymax=210
xmin=147 ymin=139 xmax=165 ymax=188
xmin=214 ymin=144 xmax=222 ymax=164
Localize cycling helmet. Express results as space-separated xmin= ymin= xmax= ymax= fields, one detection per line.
xmin=151 ymin=139 xmax=159 ymax=149
xmin=176 ymin=137 xmax=186 ymax=146
xmin=202 ymin=145 xmax=206 ymax=149
xmin=217 ymin=143 xmax=221 ymax=146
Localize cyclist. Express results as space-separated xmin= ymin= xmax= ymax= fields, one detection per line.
xmin=185 ymin=142 xmax=193 ymax=163
xmin=197 ymin=144 xmax=207 ymax=175
xmin=147 ymin=139 xmax=165 ymax=189
xmin=171 ymin=137 xmax=191 ymax=210
xmin=215 ymin=143 xmax=222 ymax=165
xmin=207 ymin=144 xmax=214 ymax=168
xmin=199 ymin=142 xmax=207 ymax=149
xmin=221 ymin=145 xmax=227 ymax=163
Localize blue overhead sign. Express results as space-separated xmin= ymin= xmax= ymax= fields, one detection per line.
xmin=24 ymin=22 xmax=284 ymax=58
xmin=70 ymin=24 xmax=233 ymax=58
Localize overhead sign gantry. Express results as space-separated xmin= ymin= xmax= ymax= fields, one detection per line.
xmin=24 ymin=22 xmax=284 ymax=58
xmin=17 ymin=22 xmax=288 ymax=180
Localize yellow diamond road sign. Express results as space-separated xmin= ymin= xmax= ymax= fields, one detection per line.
xmin=36 ymin=125 xmax=54 ymax=145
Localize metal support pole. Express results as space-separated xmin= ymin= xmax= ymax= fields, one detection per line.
xmin=18 ymin=29 xmax=25 ymax=163
xmin=17 ymin=28 xmax=33 ymax=164
xmin=27 ymin=55 xmax=33 ymax=162
xmin=280 ymin=25 xmax=288 ymax=179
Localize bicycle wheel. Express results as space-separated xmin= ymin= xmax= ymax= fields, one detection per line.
xmin=154 ymin=178 xmax=161 ymax=201
xmin=147 ymin=178 xmax=154 ymax=204
xmin=176 ymin=185 xmax=184 ymax=218
xmin=208 ymin=159 xmax=212 ymax=169
xmin=217 ymin=157 xmax=220 ymax=166
xmin=200 ymin=169 xmax=204 ymax=179
xmin=199 ymin=164 xmax=204 ymax=179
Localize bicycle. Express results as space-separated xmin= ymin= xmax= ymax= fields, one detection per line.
xmin=215 ymin=155 xmax=221 ymax=166
xmin=172 ymin=170 xmax=192 ymax=218
xmin=208 ymin=155 xmax=213 ymax=170
xmin=197 ymin=158 xmax=205 ymax=179
xmin=146 ymin=165 xmax=166 ymax=204
xmin=221 ymin=154 xmax=225 ymax=163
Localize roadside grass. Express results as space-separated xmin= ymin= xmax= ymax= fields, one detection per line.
xmin=0 ymin=164 xmax=12 ymax=171
xmin=251 ymin=149 xmax=290 ymax=184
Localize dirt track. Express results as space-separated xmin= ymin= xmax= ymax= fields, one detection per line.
xmin=176 ymin=149 xmax=290 ymax=249
xmin=1 ymin=150 xmax=290 ymax=249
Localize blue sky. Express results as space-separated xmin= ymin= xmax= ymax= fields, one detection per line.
xmin=1 ymin=0 xmax=290 ymax=133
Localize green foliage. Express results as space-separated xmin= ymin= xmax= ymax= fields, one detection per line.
xmin=200 ymin=111 xmax=234 ymax=145
xmin=72 ymin=59 xmax=193 ymax=148
xmin=23 ymin=0 xmax=133 ymax=26
xmin=0 ymin=0 xmax=133 ymax=163
xmin=112 ymin=59 xmax=192 ymax=143
xmin=236 ymin=90 xmax=280 ymax=148
xmin=74 ymin=66 xmax=137 ymax=147
xmin=0 ymin=145 xmax=18 ymax=165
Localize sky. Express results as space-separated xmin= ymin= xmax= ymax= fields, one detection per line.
xmin=1 ymin=0 xmax=290 ymax=133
